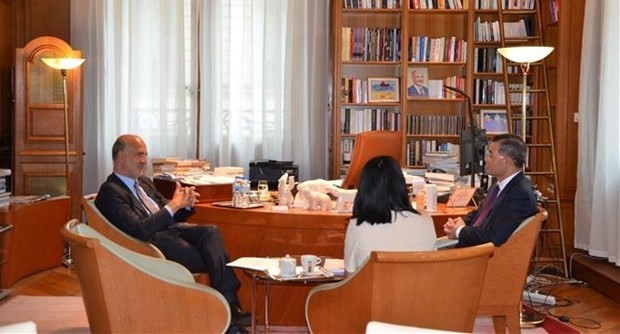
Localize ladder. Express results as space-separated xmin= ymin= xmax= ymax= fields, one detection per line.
xmin=497 ymin=0 xmax=568 ymax=278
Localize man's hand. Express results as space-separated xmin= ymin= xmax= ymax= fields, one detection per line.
xmin=443 ymin=217 xmax=465 ymax=240
xmin=167 ymin=182 xmax=200 ymax=213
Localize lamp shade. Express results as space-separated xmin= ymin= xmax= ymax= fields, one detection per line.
xmin=497 ymin=46 xmax=554 ymax=64
xmin=41 ymin=58 xmax=85 ymax=70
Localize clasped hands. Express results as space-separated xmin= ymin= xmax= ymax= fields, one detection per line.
xmin=443 ymin=217 xmax=465 ymax=240
xmin=168 ymin=181 xmax=200 ymax=212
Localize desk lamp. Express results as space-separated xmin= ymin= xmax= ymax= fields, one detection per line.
xmin=41 ymin=57 xmax=85 ymax=267
xmin=497 ymin=46 xmax=553 ymax=142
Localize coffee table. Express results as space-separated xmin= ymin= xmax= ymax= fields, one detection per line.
xmin=244 ymin=258 xmax=345 ymax=334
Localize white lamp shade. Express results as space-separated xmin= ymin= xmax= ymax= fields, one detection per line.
xmin=41 ymin=58 xmax=85 ymax=70
xmin=497 ymin=46 xmax=554 ymax=64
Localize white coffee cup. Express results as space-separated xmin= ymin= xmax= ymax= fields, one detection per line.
xmin=279 ymin=255 xmax=297 ymax=278
xmin=301 ymin=254 xmax=322 ymax=275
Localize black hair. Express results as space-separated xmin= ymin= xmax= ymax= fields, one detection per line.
xmin=351 ymin=156 xmax=418 ymax=225
xmin=492 ymin=133 xmax=527 ymax=168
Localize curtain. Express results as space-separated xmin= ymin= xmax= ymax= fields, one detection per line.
xmin=73 ymin=0 xmax=329 ymax=194
xmin=575 ymin=0 xmax=620 ymax=266
xmin=198 ymin=0 xmax=329 ymax=181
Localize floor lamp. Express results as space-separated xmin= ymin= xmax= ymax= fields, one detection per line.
xmin=41 ymin=57 xmax=85 ymax=267
xmin=497 ymin=46 xmax=553 ymax=142
xmin=497 ymin=46 xmax=553 ymax=327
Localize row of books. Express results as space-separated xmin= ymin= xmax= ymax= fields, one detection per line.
xmin=341 ymin=108 xmax=401 ymax=135
xmin=341 ymin=78 xmax=369 ymax=104
xmin=341 ymin=27 xmax=401 ymax=62
xmin=427 ymin=75 xmax=466 ymax=99
xmin=473 ymin=79 xmax=532 ymax=105
xmin=548 ymin=0 xmax=559 ymax=24
xmin=474 ymin=17 xmax=533 ymax=42
xmin=406 ymin=114 xmax=465 ymax=136
xmin=410 ymin=0 xmax=466 ymax=9
xmin=343 ymin=0 xmax=402 ymax=9
xmin=406 ymin=140 xmax=459 ymax=167
xmin=475 ymin=0 xmax=535 ymax=10
xmin=0 ymin=169 xmax=10 ymax=208
xmin=408 ymin=36 xmax=467 ymax=63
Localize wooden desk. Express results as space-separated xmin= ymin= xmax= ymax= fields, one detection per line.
xmin=190 ymin=202 xmax=472 ymax=325
xmin=153 ymin=178 xmax=232 ymax=202
xmin=0 ymin=196 xmax=70 ymax=288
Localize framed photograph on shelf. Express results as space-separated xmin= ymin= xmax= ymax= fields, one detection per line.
xmin=368 ymin=77 xmax=399 ymax=103
xmin=480 ymin=109 xmax=509 ymax=134
xmin=406 ymin=67 xmax=429 ymax=98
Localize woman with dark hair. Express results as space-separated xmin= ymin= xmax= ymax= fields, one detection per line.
xmin=344 ymin=156 xmax=436 ymax=272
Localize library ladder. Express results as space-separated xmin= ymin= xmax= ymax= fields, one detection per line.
xmin=496 ymin=0 xmax=568 ymax=278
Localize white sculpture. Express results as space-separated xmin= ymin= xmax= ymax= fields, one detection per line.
xmin=277 ymin=173 xmax=294 ymax=207
xmin=299 ymin=189 xmax=333 ymax=211
xmin=327 ymin=186 xmax=357 ymax=213
xmin=293 ymin=179 xmax=334 ymax=210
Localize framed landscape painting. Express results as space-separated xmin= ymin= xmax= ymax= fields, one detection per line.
xmin=480 ymin=109 xmax=509 ymax=134
xmin=368 ymin=77 xmax=399 ymax=103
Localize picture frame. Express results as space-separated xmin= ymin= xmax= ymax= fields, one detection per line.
xmin=406 ymin=67 xmax=429 ymax=98
xmin=480 ymin=109 xmax=509 ymax=134
xmin=368 ymin=77 xmax=399 ymax=102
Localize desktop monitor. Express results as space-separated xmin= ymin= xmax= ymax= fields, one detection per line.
xmin=340 ymin=130 xmax=403 ymax=189
xmin=459 ymin=128 xmax=487 ymax=177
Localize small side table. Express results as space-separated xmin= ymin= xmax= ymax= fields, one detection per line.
xmin=0 ymin=223 xmax=13 ymax=300
xmin=244 ymin=260 xmax=344 ymax=334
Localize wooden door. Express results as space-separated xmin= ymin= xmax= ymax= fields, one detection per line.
xmin=13 ymin=36 xmax=83 ymax=218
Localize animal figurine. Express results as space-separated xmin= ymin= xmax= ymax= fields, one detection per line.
xmin=277 ymin=173 xmax=294 ymax=207
xmin=293 ymin=179 xmax=334 ymax=209
xmin=327 ymin=186 xmax=357 ymax=213
xmin=299 ymin=189 xmax=333 ymax=211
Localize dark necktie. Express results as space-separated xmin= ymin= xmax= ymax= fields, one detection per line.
xmin=134 ymin=181 xmax=160 ymax=214
xmin=472 ymin=185 xmax=500 ymax=227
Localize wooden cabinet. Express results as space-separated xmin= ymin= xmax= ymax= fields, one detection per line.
xmin=13 ymin=36 xmax=83 ymax=218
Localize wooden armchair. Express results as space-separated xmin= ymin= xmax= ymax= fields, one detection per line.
xmin=81 ymin=194 xmax=164 ymax=258
xmin=477 ymin=208 xmax=547 ymax=334
xmin=61 ymin=219 xmax=230 ymax=333
xmin=305 ymin=243 xmax=495 ymax=333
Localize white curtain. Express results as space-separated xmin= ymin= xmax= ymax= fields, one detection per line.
xmin=72 ymin=0 xmax=329 ymax=194
xmin=198 ymin=0 xmax=329 ymax=181
xmin=575 ymin=0 xmax=620 ymax=266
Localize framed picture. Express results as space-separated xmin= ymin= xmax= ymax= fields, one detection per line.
xmin=406 ymin=67 xmax=429 ymax=98
xmin=368 ymin=77 xmax=399 ymax=102
xmin=480 ymin=109 xmax=509 ymax=134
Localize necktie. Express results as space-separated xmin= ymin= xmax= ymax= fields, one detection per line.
xmin=135 ymin=181 xmax=160 ymax=214
xmin=472 ymin=185 xmax=499 ymax=227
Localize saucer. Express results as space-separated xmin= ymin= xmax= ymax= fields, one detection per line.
xmin=302 ymin=270 xmax=323 ymax=277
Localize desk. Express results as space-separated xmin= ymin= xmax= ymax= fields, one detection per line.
xmin=190 ymin=202 xmax=472 ymax=325
xmin=0 ymin=196 xmax=70 ymax=288
xmin=153 ymin=178 xmax=232 ymax=202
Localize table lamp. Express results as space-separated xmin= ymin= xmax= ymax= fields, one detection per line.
xmin=41 ymin=57 xmax=85 ymax=268
xmin=497 ymin=46 xmax=553 ymax=142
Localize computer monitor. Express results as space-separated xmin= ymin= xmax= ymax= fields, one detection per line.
xmin=459 ymin=128 xmax=487 ymax=177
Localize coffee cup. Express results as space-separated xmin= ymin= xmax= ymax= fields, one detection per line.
xmin=301 ymin=254 xmax=322 ymax=275
xmin=279 ymin=255 xmax=297 ymax=278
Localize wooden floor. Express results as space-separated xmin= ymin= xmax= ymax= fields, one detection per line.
xmin=2 ymin=266 xmax=620 ymax=334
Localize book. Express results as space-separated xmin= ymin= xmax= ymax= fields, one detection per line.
xmin=9 ymin=194 xmax=51 ymax=204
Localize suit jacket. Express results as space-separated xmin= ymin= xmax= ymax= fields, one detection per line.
xmin=457 ymin=172 xmax=537 ymax=247
xmin=408 ymin=84 xmax=429 ymax=97
xmin=95 ymin=173 xmax=194 ymax=242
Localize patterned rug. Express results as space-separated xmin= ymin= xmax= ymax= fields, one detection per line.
xmin=0 ymin=296 xmax=578 ymax=333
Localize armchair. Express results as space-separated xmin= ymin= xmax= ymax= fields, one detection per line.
xmin=61 ymin=219 xmax=230 ymax=333
xmin=340 ymin=130 xmax=403 ymax=189
xmin=305 ymin=243 xmax=495 ymax=333
xmin=477 ymin=207 xmax=547 ymax=333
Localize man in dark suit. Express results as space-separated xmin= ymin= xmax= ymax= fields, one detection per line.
xmin=95 ymin=134 xmax=250 ymax=333
xmin=443 ymin=134 xmax=538 ymax=247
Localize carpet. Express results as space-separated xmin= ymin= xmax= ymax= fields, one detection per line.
xmin=0 ymin=296 xmax=579 ymax=334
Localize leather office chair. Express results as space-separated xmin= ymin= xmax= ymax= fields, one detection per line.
xmin=81 ymin=194 xmax=164 ymax=258
xmin=476 ymin=207 xmax=547 ymax=334
xmin=305 ymin=243 xmax=495 ymax=333
xmin=340 ymin=130 xmax=403 ymax=189
xmin=61 ymin=219 xmax=230 ymax=333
